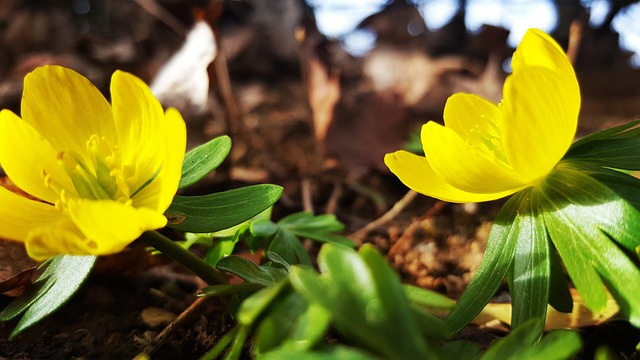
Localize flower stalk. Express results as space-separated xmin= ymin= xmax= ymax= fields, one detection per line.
xmin=140 ymin=231 xmax=227 ymax=285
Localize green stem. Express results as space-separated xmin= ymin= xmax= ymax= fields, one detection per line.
xmin=140 ymin=231 xmax=227 ymax=285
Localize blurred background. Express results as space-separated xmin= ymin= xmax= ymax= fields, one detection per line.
xmin=0 ymin=0 xmax=639 ymax=182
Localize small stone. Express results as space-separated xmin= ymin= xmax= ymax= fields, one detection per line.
xmin=140 ymin=307 xmax=177 ymax=329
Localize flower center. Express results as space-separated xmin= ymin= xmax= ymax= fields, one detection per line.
xmin=43 ymin=135 xmax=151 ymax=207
xmin=467 ymin=114 xmax=511 ymax=167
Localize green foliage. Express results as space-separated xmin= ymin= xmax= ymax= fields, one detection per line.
xmin=178 ymin=135 xmax=232 ymax=189
xmin=0 ymin=255 xmax=97 ymax=339
xmin=447 ymin=122 xmax=640 ymax=335
xmin=203 ymin=243 xmax=582 ymax=359
xmin=165 ymin=185 xmax=283 ymax=233
xmin=183 ymin=211 xmax=354 ymax=267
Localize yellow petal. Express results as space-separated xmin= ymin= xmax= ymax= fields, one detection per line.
xmin=110 ymin=70 xmax=166 ymax=191
xmin=0 ymin=185 xmax=63 ymax=242
xmin=512 ymin=29 xmax=578 ymax=92
xmin=25 ymin=218 xmax=92 ymax=261
xmin=67 ymin=199 xmax=167 ymax=255
xmin=0 ymin=109 xmax=74 ymax=203
xmin=443 ymin=93 xmax=503 ymax=149
xmin=502 ymin=67 xmax=579 ymax=183
xmin=384 ymin=150 xmax=520 ymax=203
xmin=21 ymin=66 xmax=116 ymax=158
xmin=421 ymin=122 xmax=527 ymax=194
xmin=132 ymin=108 xmax=186 ymax=211
xmin=503 ymin=29 xmax=579 ymax=183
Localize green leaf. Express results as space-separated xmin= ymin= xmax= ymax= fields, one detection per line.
xmin=268 ymin=229 xmax=312 ymax=266
xmin=547 ymin=243 xmax=573 ymax=313
xmin=0 ymin=255 xmax=97 ymax=339
xmin=439 ymin=341 xmax=482 ymax=360
xmin=165 ymin=184 xmax=283 ymax=232
xmin=278 ymin=212 xmax=345 ymax=233
xmin=290 ymin=244 xmax=436 ymax=360
xmin=253 ymin=293 xmax=331 ymax=356
xmin=539 ymin=161 xmax=640 ymax=326
xmin=204 ymin=237 xmax=239 ymax=266
xmin=566 ymin=120 xmax=640 ymax=171
xmin=403 ymin=284 xmax=455 ymax=310
xmin=200 ymin=282 xmax=264 ymax=297
xmin=510 ymin=189 xmax=550 ymax=333
xmin=259 ymin=345 xmax=381 ymax=360
xmin=236 ymin=280 xmax=289 ymax=325
xmin=569 ymin=119 xmax=640 ymax=150
xmin=178 ymin=135 xmax=232 ymax=189
xmin=216 ymin=255 xmax=288 ymax=286
xmin=446 ymin=190 xmax=527 ymax=334
xmin=285 ymin=229 xmax=355 ymax=248
xmin=250 ymin=220 xmax=279 ymax=237
xmin=480 ymin=318 xmax=581 ymax=360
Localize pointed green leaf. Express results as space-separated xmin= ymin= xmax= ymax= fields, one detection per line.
xmin=286 ymin=229 xmax=355 ymax=248
xmin=236 ymin=280 xmax=289 ymax=325
xmin=260 ymin=345 xmax=380 ymax=360
xmin=403 ymin=284 xmax=455 ymax=310
xmin=569 ymin=119 xmax=640 ymax=150
xmin=446 ymin=190 xmax=528 ymax=334
xmin=290 ymin=244 xmax=436 ymax=360
xmin=0 ymin=255 xmax=96 ymax=339
xmin=179 ymin=135 xmax=232 ymax=189
xmin=253 ymin=292 xmax=331 ymax=356
xmin=216 ymin=255 xmax=288 ymax=287
xmin=200 ymin=282 xmax=264 ymax=297
xmin=480 ymin=318 xmax=581 ymax=360
xmin=268 ymin=229 xmax=312 ymax=266
xmin=165 ymin=184 xmax=283 ymax=232
xmin=566 ymin=120 xmax=640 ymax=171
xmin=540 ymin=161 xmax=640 ymax=326
xmin=547 ymin=244 xmax=573 ymax=313
xmin=510 ymin=190 xmax=550 ymax=333
xmin=278 ymin=212 xmax=345 ymax=233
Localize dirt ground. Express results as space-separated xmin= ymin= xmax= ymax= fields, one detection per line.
xmin=2 ymin=1 xmax=640 ymax=359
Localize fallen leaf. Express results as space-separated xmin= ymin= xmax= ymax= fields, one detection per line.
xmin=473 ymin=288 xmax=620 ymax=330
xmin=307 ymin=56 xmax=340 ymax=143
xmin=0 ymin=240 xmax=37 ymax=297
xmin=151 ymin=19 xmax=217 ymax=116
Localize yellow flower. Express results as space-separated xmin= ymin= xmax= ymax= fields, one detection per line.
xmin=0 ymin=66 xmax=186 ymax=260
xmin=385 ymin=29 xmax=580 ymax=203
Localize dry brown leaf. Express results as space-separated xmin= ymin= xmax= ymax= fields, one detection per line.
xmin=0 ymin=240 xmax=37 ymax=297
xmin=473 ymin=288 xmax=620 ymax=330
xmin=307 ymin=56 xmax=340 ymax=143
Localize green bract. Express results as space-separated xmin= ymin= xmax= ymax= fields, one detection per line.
xmin=447 ymin=121 xmax=640 ymax=334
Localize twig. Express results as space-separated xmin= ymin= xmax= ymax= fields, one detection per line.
xmin=325 ymin=181 xmax=342 ymax=215
xmin=136 ymin=296 xmax=214 ymax=358
xmin=350 ymin=190 xmax=419 ymax=246
xmin=133 ymin=0 xmax=186 ymax=36
xmin=301 ymin=177 xmax=314 ymax=213
xmin=566 ymin=20 xmax=583 ymax=65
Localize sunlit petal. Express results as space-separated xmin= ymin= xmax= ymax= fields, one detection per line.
xmin=502 ymin=67 xmax=579 ymax=183
xmin=0 ymin=186 xmax=62 ymax=242
xmin=21 ymin=66 xmax=116 ymax=158
xmin=111 ymin=70 xmax=166 ymax=191
xmin=67 ymin=199 xmax=167 ymax=255
xmin=511 ymin=29 xmax=578 ymax=95
xmin=25 ymin=218 xmax=92 ymax=261
xmin=384 ymin=150 xmax=520 ymax=203
xmin=0 ymin=110 xmax=77 ymax=203
xmin=443 ymin=93 xmax=503 ymax=149
xmin=422 ymin=122 xmax=526 ymax=194
xmin=132 ymin=108 xmax=186 ymax=211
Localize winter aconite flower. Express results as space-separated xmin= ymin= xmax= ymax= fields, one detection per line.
xmin=0 ymin=66 xmax=186 ymax=261
xmin=385 ymin=29 xmax=580 ymax=202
